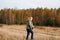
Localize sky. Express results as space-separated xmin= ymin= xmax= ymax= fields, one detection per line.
xmin=0 ymin=0 xmax=60 ymax=9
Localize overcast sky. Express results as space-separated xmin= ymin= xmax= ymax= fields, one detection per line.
xmin=0 ymin=0 xmax=60 ymax=9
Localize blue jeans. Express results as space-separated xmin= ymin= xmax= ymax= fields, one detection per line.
xmin=26 ymin=29 xmax=34 ymax=40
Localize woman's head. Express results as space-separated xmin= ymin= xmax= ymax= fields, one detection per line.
xmin=28 ymin=16 xmax=33 ymax=21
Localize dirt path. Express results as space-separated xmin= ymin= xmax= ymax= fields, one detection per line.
xmin=0 ymin=25 xmax=60 ymax=40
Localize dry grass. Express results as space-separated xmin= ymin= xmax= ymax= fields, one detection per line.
xmin=0 ymin=24 xmax=60 ymax=40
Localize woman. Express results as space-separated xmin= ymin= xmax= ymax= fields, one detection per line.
xmin=26 ymin=16 xmax=34 ymax=40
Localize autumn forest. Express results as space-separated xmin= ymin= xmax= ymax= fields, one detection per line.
xmin=0 ymin=8 xmax=60 ymax=27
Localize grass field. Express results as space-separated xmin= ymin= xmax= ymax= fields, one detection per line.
xmin=0 ymin=24 xmax=60 ymax=40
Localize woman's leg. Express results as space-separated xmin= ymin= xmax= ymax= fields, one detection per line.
xmin=30 ymin=29 xmax=34 ymax=40
xmin=26 ymin=29 xmax=30 ymax=40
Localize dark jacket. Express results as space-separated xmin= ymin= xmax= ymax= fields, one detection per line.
xmin=26 ymin=20 xmax=34 ymax=30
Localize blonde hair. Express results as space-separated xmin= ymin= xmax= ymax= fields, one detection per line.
xmin=28 ymin=16 xmax=33 ymax=20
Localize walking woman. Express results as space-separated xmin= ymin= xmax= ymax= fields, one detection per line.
xmin=26 ymin=16 xmax=34 ymax=40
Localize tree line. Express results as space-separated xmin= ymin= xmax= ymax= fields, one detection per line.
xmin=0 ymin=8 xmax=60 ymax=27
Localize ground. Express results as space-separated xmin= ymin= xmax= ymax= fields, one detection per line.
xmin=0 ymin=24 xmax=60 ymax=40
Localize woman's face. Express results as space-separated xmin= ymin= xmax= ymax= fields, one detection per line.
xmin=30 ymin=17 xmax=33 ymax=21
xmin=27 ymin=17 xmax=33 ymax=21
